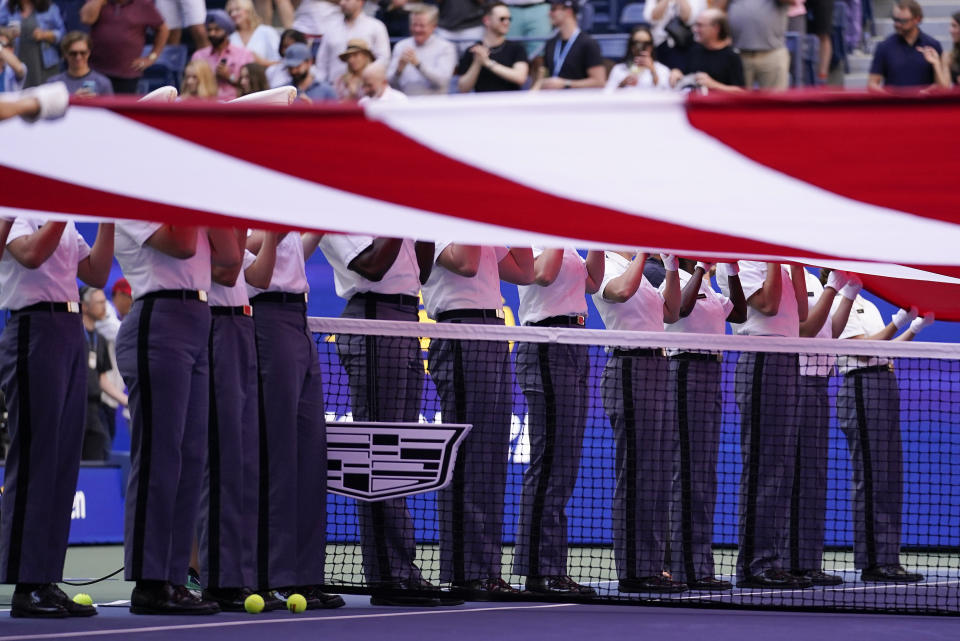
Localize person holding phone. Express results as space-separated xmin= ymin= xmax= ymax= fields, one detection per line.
xmin=45 ymin=31 xmax=112 ymax=95
xmin=605 ymin=24 xmax=673 ymax=91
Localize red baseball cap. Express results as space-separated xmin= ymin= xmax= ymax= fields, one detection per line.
xmin=111 ymin=278 xmax=132 ymax=297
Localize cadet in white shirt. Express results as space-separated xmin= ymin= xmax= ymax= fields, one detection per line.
xmin=387 ymin=5 xmax=457 ymax=96
xmin=718 ymin=260 xmax=810 ymax=590
xmin=114 ymin=222 xmax=239 ymax=615
xmin=0 ymin=218 xmax=112 ymax=619
xmin=661 ymin=259 xmax=745 ymax=591
xmin=512 ymin=248 xmax=603 ymax=597
xmin=421 ymin=243 xmax=533 ymax=599
xmin=592 ymin=250 xmax=686 ymax=593
xmin=832 ymin=281 xmax=932 ymax=584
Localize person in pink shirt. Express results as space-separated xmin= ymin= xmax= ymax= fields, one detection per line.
xmin=189 ymin=9 xmax=253 ymax=100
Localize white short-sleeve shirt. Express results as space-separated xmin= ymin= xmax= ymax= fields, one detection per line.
xmin=319 ymin=234 xmax=420 ymax=300
xmin=661 ymin=267 xmax=732 ymax=335
xmin=421 ymin=243 xmax=507 ymax=319
xmin=0 ymin=218 xmax=90 ymax=310
xmin=719 ymin=260 xmax=799 ymax=337
xmin=799 ymin=270 xmax=836 ymax=377
xmin=517 ymin=247 xmax=587 ymax=325
xmin=834 ymin=294 xmax=891 ymax=374
xmin=244 ymin=232 xmax=309 ymax=298
xmin=114 ymin=223 xmax=211 ymax=298
xmin=209 ymin=269 xmax=251 ymax=307
xmin=592 ymin=251 xmax=665 ymax=332
xmin=229 ymin=25 xmax=281 ymax=62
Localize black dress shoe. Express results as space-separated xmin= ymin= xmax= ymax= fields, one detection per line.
xmin=47 ymin=584 xmax=97 ymax=617
xmin=793 ymin=569 xmax=844 ymax=586
xmin=617 ymin=575 xmax=687 ymax=593
xmin=525 ymin=575 xmax=597 ymax=597
xmin=861 ymin=565 xmax=924 ymax=583
xmin=737 ymin=569 xmax=813 ymax=589
xmin=687 ymin=576 xmax=733 ymax=591
xmin=283 ymin=585 xmax=345 ymax=610
xmin=203 ymin=587 xmax=252 ymax=612
xmin=130 ymin=581 xmax=221 ymax=615
xmin=11 ymin=584 xmax=69 ymax=618
xmin=370 ymin=578 xmax=464 ymax=607
xmin=452 ymin=577 xmax=521 ymax=601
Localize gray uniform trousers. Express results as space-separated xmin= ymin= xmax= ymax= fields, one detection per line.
xmin=0 ymin=309 xmax=85 ymax=583
xmin=336 ymin=295 xmax=423 ymax=586
xmin=198 ymin=312 xmax=259 ymax=589
xmin=734 ymin=351 xmax=800 ymax=580
xmin=665 ymin=355 xmax=721 ymax=583
xmin=836 ymin=367 xmax=902 ymax=569
xmin=118 ymin=298 xmax=211 ymax=582
xmin=601 ymin=351 xmax=670 ymax=580
xmin=251 ymin=298 xmax=328 ymax=589
xmin=428 ymin=315 xmax=511 ymax=584
xmin=513 ymin=340 xmax=589 ymax=578
xmin=790 ymin=374 xmax=830 ymax=572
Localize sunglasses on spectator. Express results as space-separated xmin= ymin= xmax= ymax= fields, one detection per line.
xmin=498 ymin=16 xmax=511 ymax=22
xmin=631 ymin=39 xmax=653 ymax=48
xmin=891 ymin=16 xmax=914 ymax=24
xmin=67 ymin=49 xmax=90 ymax=56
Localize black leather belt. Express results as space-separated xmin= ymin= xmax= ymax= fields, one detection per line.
xmin=251 ymin=292 xmax=308 ymax=304
xmin=613 ymin=347 xmax=666 ymax=358
xmin=139 ymin=289 xmax=208 ymax=302
xmin=845 ymin=363 xmax=893 ymax=377
xmin=528 ymin=314 xmax=585 ymax=327
xmin=436 ymin=308 xmax=504 ymax=322
xmin=352 ymin=292 xmax=419 ymax=307
xmin=670 ymin=352 xmax=722 ymax=363
xmin=11 ymin=301 xmax=80 ymax=314
xmin=211 ymin=305 xmax=253 ymax=317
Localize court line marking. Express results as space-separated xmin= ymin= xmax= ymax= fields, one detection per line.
xmin=676 ymin=578 xmax=960 ymax=600
xmin=0 ymin=603 xmax=579 ymax=641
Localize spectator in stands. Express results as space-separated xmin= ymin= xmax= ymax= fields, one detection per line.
xmin=255 ymin=0 xmax=294 ymax=32
xmin=111 ymin=276 xmax=133 ymax=319
xmin=359 ymin=60 xmax=404 ymax=102
xmin=292 ymin=0 xmax=339 ymax=38
xmin=154 ymin=0 xmax=207 ymax=50
xmin=806 ymin=0 xmax=832 ymax=83
xmin=670 ymin=8 xmax=744 ymax=92
xmin=605 ymin=25 xmax=673 ymax=91
xmin=266 ymin=28 xmax=306 ymax=88
xmin=180 ymin=59 xmax=218 ymax=98
xmin=284 ymin=40 xmax=335 ymax=101
xmin=0 ymin=32 xmax=27 ymax=91
xmin=717 ymin=0 xmax=789 ymax=90
xmin=334 ymin=37 xmax=373 ymax=100
xmin=436 ymin=0 xmax=484 ymax=54
xmin=80 ymin=286 xmax=128 ymax=461
xmin=503 ymin=0 xmax=551 ymax=58
xmin=375 ymin=0 xmax=409 ymax=39
xmin=387 ymin=5 xmax=456 ymax=96
xmin=46 ymin=31 xmax=112 ymax=95
xmin=228 ymin=0 xmax=279 ymax=67
xmin=191 ymin=9 xmax=254 ymax=101
xmin=643 ymin=0 xmax=704 ymax=71
xmin=0 ymin=0 xmax=65 ymax=87
xmin=81 ymin=0 xmax=168 ymax=94
xmin=314 ymin=0 xmax=390 ymax=83
xmin=946 ymin=12 xmax=960 ymax=87
xmin=457 ymin=2 xmax=528 ymax=93
xmin=533 ymin=0 xmax=604 ymax=90
xmin=238 ymin=60 xmax=267 ymax=95
xmin=869 ymin=0 xmax=948 ymax=90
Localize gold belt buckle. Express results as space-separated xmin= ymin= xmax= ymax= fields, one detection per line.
xmin=66 ymin=301 xmax=80 ymax=313
xmin=495 ymin=309 xmax=505 ymax=319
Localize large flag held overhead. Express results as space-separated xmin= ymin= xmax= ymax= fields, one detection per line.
xmin=2 ymin=91 xmax=959 ymax=318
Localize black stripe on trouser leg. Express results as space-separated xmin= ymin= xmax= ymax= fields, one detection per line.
xmin=854 ymin=374 xmax=878 ymax=569
xmin=363 ymin=296 xmax=393 ymax=585
xmin=621 ymin=357 xmax=637 ymax=577
xmin=789 ymin=414 xmax=802 ymax=571
xmin=677 ymin=360 xmax=696 ymax=582
xmin=742 ymin=352 xmax=764 ymax=577
xmin=451 ymin=340 xmax=466 ymax=583
xmin=527 ymin=343 xmax=557 ymax=578
xmin=5 ymin=315 xmax=33 ymax=582
xmin=206 ymin=328 xmax=222 ymax=589
xmin=254 ymin=329 xmax=270 ymax=589
xmin=131 ymin=299 xmax=156 ymax=578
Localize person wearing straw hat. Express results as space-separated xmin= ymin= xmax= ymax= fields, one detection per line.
xmin=335 ymin=37 xmax=374 ymax=100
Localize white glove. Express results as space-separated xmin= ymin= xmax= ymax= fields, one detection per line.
xmin=660 ymin=253 xmax=678 ymax=271
xmin=20 ymin=82 xmax=69 ymax=122
xmin=909 ymin=312 xmax=934 ymax=334
xmin=892 ymin=306 xmax=919 ymax=330
xmin=717 ymin=262 xmax=740 ymax=277
xmin=839 ymin=275 xmax=862 ymax=300
xmin=825 ymin=269 xmax=849 ymax=292
xmin=695 ymin=261 xmax=715 ymax=274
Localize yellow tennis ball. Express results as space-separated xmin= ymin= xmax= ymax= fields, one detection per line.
xmin=73 ymin=593 xmax=93 ymax=606
xmin=244 ymin=593 xmax=265 ymax=614
xmin=286 ymin=593 xmax=307 ymax=613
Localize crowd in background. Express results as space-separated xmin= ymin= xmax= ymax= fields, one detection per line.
xmin=1 ymin=0 xmax=958 ymax=102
